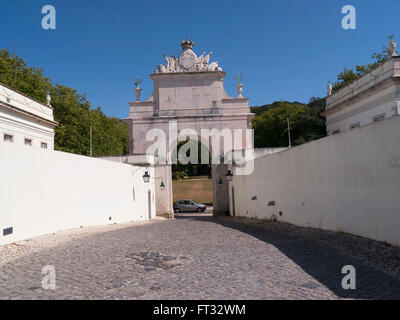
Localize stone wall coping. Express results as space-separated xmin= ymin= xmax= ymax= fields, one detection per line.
xmin=150 ymin=71 xmax=226 ymax=79
xmin=0 ymin=82 xmax=54 ymax=122
xmin=326 ymin=56 xmax=400 ymax=111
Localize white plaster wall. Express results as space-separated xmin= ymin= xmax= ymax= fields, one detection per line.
xmin=154 ymin=165 xmax=174 ymax=215
xmin=0 ymin=142 xmax=155 ymax=246
xmin=0 ymin=108 xmax=54 ymax=149
xmin=100 ymin=156 xmax=173 ymax=215
xmin=326 ymin=85 xmax=399 ymax=134
xmin=230 ymin=116 xmax=400 ymax=246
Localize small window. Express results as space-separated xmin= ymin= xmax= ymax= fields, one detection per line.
xmin=373 ymin=114 xmax=385 ymax=122
xmin=3 ymin=134 xmax=13 ymax=142
xmin=41 ymin=142 xmax=48 ymax=149
xmin=350 ymin=122 xmax=360 ymax=130
xmin=24 ymin=138 xmax=32 ymax=146
xmin=332 ymin=130 xmax=340 ymax=135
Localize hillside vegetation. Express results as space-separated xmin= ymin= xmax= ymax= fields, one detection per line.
xmin=0 ymin=49 xmax=129 ymax=156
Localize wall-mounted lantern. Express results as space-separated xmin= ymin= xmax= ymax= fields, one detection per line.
xmin=160 ymin=182 xmax=166 ymax=191
xmin=143 ymin=171 xmax=150 ymax=183
xmin=225 ymin=170 xmax=233 ymax=182
xmin=218 ymin=179 xmax=223 ymax=188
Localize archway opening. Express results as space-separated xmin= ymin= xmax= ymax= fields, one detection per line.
xmin=171 ymin=139 xmax=213 ymax=214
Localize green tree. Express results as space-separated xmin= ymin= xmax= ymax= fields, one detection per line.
xmin=0 ymin=49 xmax=51 ymax=101
xmin=171 ymin=140 xmax=211 ymax=179
xmin=0 ymin=49 xmax=129 ymax=156
xmin=252 ymin=98 xmax=326 ymax=148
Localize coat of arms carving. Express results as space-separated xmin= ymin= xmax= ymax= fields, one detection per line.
xmin=157 ymin=38 xmax=222 ymax=74
xmin=179 ymin=49 xmax=197 ymax=70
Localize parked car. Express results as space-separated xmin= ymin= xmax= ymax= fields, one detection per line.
xmin=174 ymin=200 xmax=207 ymax=213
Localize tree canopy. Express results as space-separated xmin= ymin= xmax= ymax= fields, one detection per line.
xmin=0 ymin=49 xmax=129 ymax=156
xmin=172 ymin=140 xmax=211 ymax=179
xmin=4 ymin=39 xmax=392 ymax=157
xmin=251 ymin=98 xmax=326 ymax=148
xmin=251 ymin=38 xmax=399 ymax=149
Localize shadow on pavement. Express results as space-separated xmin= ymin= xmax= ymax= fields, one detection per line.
xmin=176 ymin=214 xmax=400 ymax=300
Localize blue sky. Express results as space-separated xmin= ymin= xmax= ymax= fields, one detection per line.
xmin=1 ymin=0 xmax=399 ymax=118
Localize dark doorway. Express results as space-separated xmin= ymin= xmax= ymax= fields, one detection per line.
xmin=231 ymin=186 xmax=235 ymax=217
xmin=148 ymin=190 xmax=152 ymax=220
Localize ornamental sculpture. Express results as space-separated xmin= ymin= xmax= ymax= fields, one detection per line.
xmin=389 ymin=39 xmax=398 ymax=56
xmin=156 ymin=38 xmax=222 ymax=73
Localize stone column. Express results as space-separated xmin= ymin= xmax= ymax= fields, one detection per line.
xmin=154 ymin=164 xmax=174 ymax=218
xmin=212 ymin=163 xmax=230 ymax=216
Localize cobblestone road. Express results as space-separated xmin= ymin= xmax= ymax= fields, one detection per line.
xmin=1 ymin=212 xmax=400 ymax=300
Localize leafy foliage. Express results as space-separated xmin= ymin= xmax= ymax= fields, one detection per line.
xmin=0 ymin=49 xmax=129 ymax=156
xmin=249 ymin=39 xmax=399 ymax=148
xmin=251 ymin=98 xmax=326 ymax=148
xmin=234 ymin=73 xmax=243 ymax=85
xmin=134 ymin=77 xmax=142 ymax=88
xmin=172 ymin=140 xmax=211 ymax=179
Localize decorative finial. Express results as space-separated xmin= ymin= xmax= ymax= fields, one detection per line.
xmin=234 ymin=74 xmax=244 ymax=98
xmin=388 ymin=35 xmax=397 ymax=56
xmin=133 ymin=77 xmax=142 ymax=101
xmin=46 ymin=93 xmax=51 ymax=106
xmin=180 ymin=38 xmax=194 ymax=50
xmin=327 ymin=81 xmax=333 ymax=96
xmin=234 ymin=73 xmax=243 ymax=85
xmin=134 ymin=77 xmax=142 ymax=89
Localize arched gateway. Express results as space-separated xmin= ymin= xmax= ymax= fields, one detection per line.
xmin=126 ymin=39 xmax=254 ymax=217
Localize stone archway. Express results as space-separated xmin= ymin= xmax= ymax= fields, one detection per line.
xmin=125 ymin=39 xmax=254 ymax=217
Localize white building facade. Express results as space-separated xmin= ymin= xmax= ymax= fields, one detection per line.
xmin=127 ymin=39 xmax=253 ymax=156
xmin=324 ymin=55 xmax=400 ymax=135
xmin=126 ymin=39 xmax=255 ymax=216
xmin=0 ymin=82 xmax=57 ymax=149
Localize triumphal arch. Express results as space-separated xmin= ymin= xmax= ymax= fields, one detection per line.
xmin=126 ymin=39 xmax=254 ymax=216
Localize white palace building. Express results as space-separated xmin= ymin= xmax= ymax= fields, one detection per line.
xmin=0 ymin=82 xmax=57 ymax=149
xmin=324 ymin=41 xmax=400 ymax=135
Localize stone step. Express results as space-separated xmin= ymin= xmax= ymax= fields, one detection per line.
xmin=156 ymin=212 xmax=174 ymax=220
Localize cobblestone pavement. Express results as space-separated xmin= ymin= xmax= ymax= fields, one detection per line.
xmin=1 ymin=212 xmax=400 ymax=300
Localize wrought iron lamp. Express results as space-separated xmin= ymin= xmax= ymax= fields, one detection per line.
xmin=225 ymin=170 xmax=233 ymax=182
xmin=142 ymin=171 xmax=150 ymax=183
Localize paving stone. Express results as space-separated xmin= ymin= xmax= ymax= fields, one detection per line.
xmin=1 ymin=213 xmax=400 ymax=299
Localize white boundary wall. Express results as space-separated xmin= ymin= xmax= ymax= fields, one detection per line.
xmin=230 ymin=116 xmax=400 ymax=246
xmin=0 ymin=142 xmax=155 ymax=246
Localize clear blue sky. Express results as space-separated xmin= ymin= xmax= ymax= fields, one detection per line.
xmin=1 ymin=0 xmax=399 ymax=118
